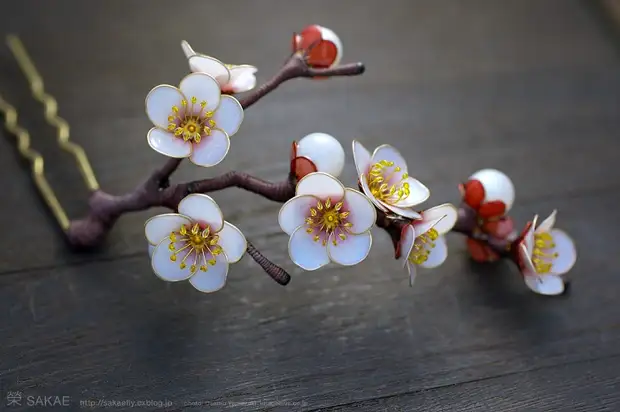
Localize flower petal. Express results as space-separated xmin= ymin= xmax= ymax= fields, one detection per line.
xmin=212 ymin=95 xmax=244 ymax=137
xmin=412 ymin=216 xmax=443 ymax=237
xmin=278 ymin=195 xmax=319 ymax=236
xmin=145 ymin=85 xmax=184 ymax=129
xmin=400 ymin=224 xmax=416 ymax=267
xmin=352 ymin=140 xmax=372 ymax=178
xmin=393 ymin=177 xmax=430 ymax=207
xmin=187 ymin=55 xmax=231 ymax=86
xmin=181 ymin=40 xmax=196 ymax=58
xmin=419 ymin=235 xmax=448 ymax=268
xmin=177 ymin=194 xmax=224 ymax=232
xmin=406 ymin=261 xmax=417 ymax=287
xmin=524 ymin=274 xmax=565 ymax=296
xmin=550 ymin=229 xmax=577 ymax=275
xmin=147 ymin=127 xmax=192 ymax=158
xmin=296 ymin=172 xmax=345 ymax=200
xmin=151 ymin=239 xmax=193 ymax=282
xmin=179 ymin=72 xmax=221 ymax=112
xmin=524 ymin=215 xmax=538 ymax=256
xmin=343 ymin=189 xmax=376 ymax=234
xmin=370 ymin=144 xmax=408 ymax=174
xmin=420 ymin=203 xmax=458 ymax=235
xmin=228 ymin=66 xmax=257 ymax=93
xmin=218 ymin=222 xmax=247 ymax=263
xmin=144 ymin=213 xmax=191 ymax=245
xmin=519 ymin=243 xmax=537 ymax=274
xmin=189 ymin=129 xmax=230 ymax=167
xmin=327 ymin=231 xmax=372 ymax=266
xmin=360 ymin=174 xmax=389 ymax=212
xmin=536 ymin=209 xmax=557 ymax=234
xmin=189 ymin=252 xmax=229 ymax=293
xmin=384 ymin=203 xmax=422 ymax=219
xmin=148 ymin=244 xmax=155 ymax=258
xmin=288 ymin=226 xmax=330 ymax=270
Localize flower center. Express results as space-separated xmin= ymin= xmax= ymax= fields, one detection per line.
xmin=167 ymin=96 xmax=217 ymax=143
xmin=408 ymin=228 xmax=439 ymax=265
xmin=305 ymin=197 xmax=353 ymax=246
xmin=368 ymin=160 xmax=410 ymax=205
xmin=167 ymin=223 xmax=223 ymax=274
xmin=531 ymin=232 xmax=558 ymax=274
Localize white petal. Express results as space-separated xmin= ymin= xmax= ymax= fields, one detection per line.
xmin=406 ymin=261 xmax=417 ymax=287
xmin=147 ymin=127 xmax=192 ymax=158
xmin=145 ymin=85 xmax=184 ymax=129
xmin=360 ymin=174 xmax=389 ymax=212
xmin=217 ymin=222 xmax=247 ymax=263
xmin=384 ymin=203 xmax=423 ymax=219
xmin=296 ymin=133 xmax=345 ymax=178
xmin=278 ymin=195 xmax=319 ymax=236
xmin=420 ymin=204 xmax=458 ymax=235
xmin=419 ymin=235 xmax=448 ymax=269
xmin=179 ymin=72 xmax=221 ymax=112
xmin=412 ymin=216 xmax=443 ymax=237
xmin=343 ymin=189 xmax=376 ymax=234
xmin=371 ymin=144 xmax=409 ymax=174
xmin=151 ymin=239 xmax=193 ymax=282
xmin=228 ymin=66 xmax=257 ymax=93
xmin=393 ymin=177 xmax=430 ymax=207
xmin=296 ymin=172 xmax=345 ymax=200
xmin=187 ymin=55 xmax=230 ymax=86
xmin=525 ymin=215 xmax=538 ymax=256
xmin=177 ymin=194 xmax=224 ymax=232
xmin=519 ymin=243 xmax=537 ymax=274
xmin=181 ymin=40 xmax=196 ymax=58
xmin=327 ymin=231 xmax=372 ymax=266
xmin=288 ymin=226 xmax=330 ymax=271
xmin=189 ymin=252 xmax=229 ymax=293
xmin=524 ymin=274 xmax=565 ymax=296
xmin=212 ymin=95 xmax=244 ymax=137
xmin=148 ymin=244 xmax=155 ymax=258
xmin=536 ymin=210 xmax=557 ymax=234
xmin=352 ymin=140 xmax=372 ymax=178
xmin=400 ymin=224 xmax=416 ymax=267
xmin=144 ymin=213 xmax=191 ymax=245
xmin=550 ymin=229 xmax=577 ymax=275
xmin=189 ymin=129 xmax=230 ymax=167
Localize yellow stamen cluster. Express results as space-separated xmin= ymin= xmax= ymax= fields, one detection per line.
xmin=168 ymin=223 xmax=222 ymax=274
xmin=532 ymin=231 xmax=558 ymax=274
xmin=305 ymin=197 xmax=353 ymax=246
xmin=368 ymin=160 xmax=410 ymax=205
xmin=408 ymin=228 xmax=439 ymax=265
xmin=167 ymin=96 xmax=216 ymax=143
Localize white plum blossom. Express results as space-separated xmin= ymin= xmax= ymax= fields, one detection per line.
xmin=145 ymin=194 xmax=247 ymax=293
xmin=145 ymin=72 xmax=244 ymax=167
xmin=182 ymin=40 xmax=258 ymax=94
xmin=278 ymin=172 xmax=376 ymax=271
xmin=518 ymin=210 xmax=577 ymax=296
xmin=352 ymin=140 xmax=430 ymax=219
xmin=293 ymin=132 xmax=346 ymax=178
xmin=399 ymin=204 xmax=458 ymax=286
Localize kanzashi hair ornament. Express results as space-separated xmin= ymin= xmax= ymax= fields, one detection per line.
xmin=1 ymin=27 xmax=577 ymax=296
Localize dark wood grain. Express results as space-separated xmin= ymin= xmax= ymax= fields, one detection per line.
xmin=1 ymin=0 xmax=619 ymax=410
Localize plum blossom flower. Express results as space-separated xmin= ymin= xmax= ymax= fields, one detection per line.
xmin=181 ymin=40 xmax=258 ymax=94
xmin=352 ymin=140 xmax=430 ymax=219
xmin=517 ymin=210 xmax=576 ymax=296
xmin=145 ymin=72 xmax=244 ymax=167
xmin=290 ymin=132 xmax=346 ymax=180
xmin=292 ymin=25 xmax=343 ymax=69
xmin=461 ymin=168 xmax=516 ymax=219
xmin=399 ymin=204 xmax=458 ymax=286
xmin=278 ymin=172 xmax=376 ymax=270
xmin=145 ymin=194 xmax=247 ymax=293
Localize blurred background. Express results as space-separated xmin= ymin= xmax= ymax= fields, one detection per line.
xmin=1 ymin=1 xmax=619 ymax=411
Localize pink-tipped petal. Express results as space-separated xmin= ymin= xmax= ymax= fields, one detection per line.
xmin=147 ymin=128 xmax=192 ymax=158
xmin=189 ymin=252 xmax=229 ymax=293
xmin=288 ymin=226 xmax=330 ymax=271
xmin=145 ymin=85 xmax=184 ymax=129
xmin=327 ymin=231 xmax=372 ymax=266
xmin=177 ymin=194 xmax=224 ymax=232
xmin=296 ymin=172 xmax=345 ymax=200
xmin=421 ymin=204 xmax=458 ymax=235
xmin=384 ymin=204 xmax=423 ymax=219
xmin=343 ymin=189 xmax=376 ymax=234
xmin=144 ymin=213 xmax=191 ymax=245
xmin=217 ymin=222 xmax=247 ymax=263
xmin=394 ymin=177 xmax=430 ymax=208
xmin=278 ymin=195 xmax=319 ymax=236
xmin=187 ymin=55 xmax=231 ymax=86
xmin=189 ymin=129 xmax=230 ymax=167
xmin=524 ymin=274 xmax=565 ymax=296
xmin=419 ymin=235 xmax=448 ymax=269
xmin=536 ymin=210 xmax=557 ymax=234
xmin=352 ymin=140 xmax=372 ymax=178
xmin=370 ymin=144 xmax=409 ymax=175
xmin=179 ymin=72 xmax=221 ymax=112
xmin=550 ymin=229 xmax=577 ymax=275
xmin=151 ymin=239 xmax=193 ymax=282
xmin=400 ymin=225 xmax=416 ymax=267
xmin=212 ymin=95 xmax=244 ymax=137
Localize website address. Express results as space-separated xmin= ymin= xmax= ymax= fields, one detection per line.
xmin=184 ymin=400 xmax=308 ymax=408
xmin=80 ymin=399 xmax=172 ymax=408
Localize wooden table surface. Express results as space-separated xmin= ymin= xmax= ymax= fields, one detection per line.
xmin=1 ymin=1 xmax=619 ymax=411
